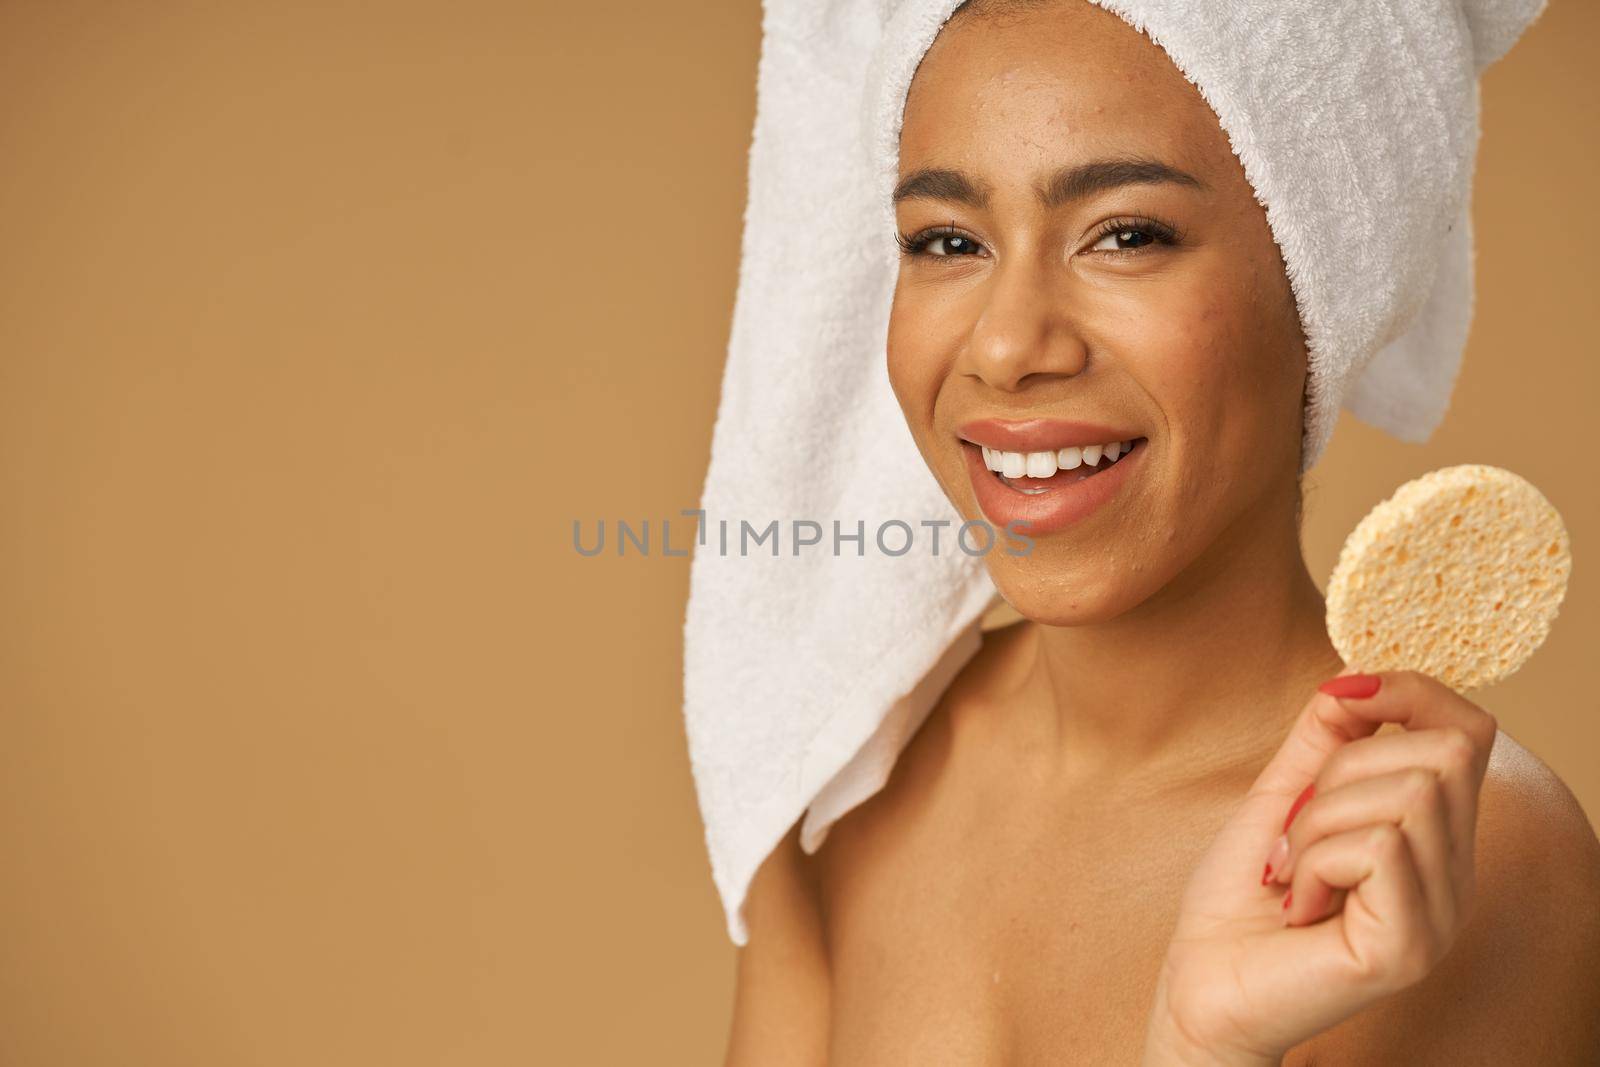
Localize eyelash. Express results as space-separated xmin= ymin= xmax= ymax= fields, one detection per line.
xmin=893 ymin=215 xmax=1183 ymax=260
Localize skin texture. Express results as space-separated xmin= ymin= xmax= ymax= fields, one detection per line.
xmin=722 ymin=2 xmax=1600 ymax=1064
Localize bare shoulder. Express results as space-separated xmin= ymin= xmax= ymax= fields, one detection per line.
xmin=1480 ymin=726 xmax=1599 ymax=845
xmin=730 ymin=617 xmax=1033 ymax=1066
xmin=812 ymin=616 xmax=1038 ymax=855
xmin=722 ymin=817 xmax=830 ymax=1067
xmin=1295 ymin=727 xmax=1600 ymax=1064
xmin=1474 ymin=727 xmax=1600 ymax=957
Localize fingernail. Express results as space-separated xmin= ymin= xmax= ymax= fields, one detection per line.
xmin=1317 ymin=673 xmax=1382 ymax=699
xmin=1261 ymin=833 xmax=1289 ymax=884
xmin=1282 ymin=888 xmax=1294 ymax=917
xmin=1284 ymin=782 xmax=1315 ymax=832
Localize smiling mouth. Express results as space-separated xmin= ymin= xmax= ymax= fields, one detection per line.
xmin=979 ymin=437 xmax=1147 ymax=494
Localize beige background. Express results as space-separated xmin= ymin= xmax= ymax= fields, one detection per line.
xmin=0 ymin=2 xmax=1594 ymax=1063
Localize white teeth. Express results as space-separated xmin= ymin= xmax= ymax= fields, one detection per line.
xmin=980 ymin=438 xmax=1139 ymax=481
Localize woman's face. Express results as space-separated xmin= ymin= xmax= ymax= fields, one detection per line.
xmin=889 ymin=0 xmax=1309 ymax=625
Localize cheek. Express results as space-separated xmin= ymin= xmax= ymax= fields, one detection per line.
xmin=1121 ymin=291 xmax=1239 ymax=434
xmin=1119 ymin=270 xmax=1298 ymax=449
xmin=885 ymin=290 xmax=949 ymax=432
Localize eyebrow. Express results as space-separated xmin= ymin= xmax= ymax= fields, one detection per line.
xmin=891 ymin=158 xmax=1206 ymax=210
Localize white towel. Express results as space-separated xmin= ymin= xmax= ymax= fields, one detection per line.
xmin=685 ymin=0 xmax=1548 ymax=946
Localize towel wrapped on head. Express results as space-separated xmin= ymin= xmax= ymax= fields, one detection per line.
xmin=685 ymin=0 xmax=1548 ymax=946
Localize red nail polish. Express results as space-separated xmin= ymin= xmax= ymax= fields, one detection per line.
xmin=1261 ymin=862 xmax=1273 ymax=885
xmin=1318 ymin=673 xmax=1382 ymax=699
xmin=1284 ymin=782 xmax=1315 ymax=832
xmin=1282 ymin=889 xmax=1293 ymax=910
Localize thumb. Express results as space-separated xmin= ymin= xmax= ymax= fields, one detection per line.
xmin=1246 ymin=662 xmax=1383 ymax=803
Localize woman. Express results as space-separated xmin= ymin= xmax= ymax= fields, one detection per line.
xmin=717 ymin=1 xmax=1600 ymax=1063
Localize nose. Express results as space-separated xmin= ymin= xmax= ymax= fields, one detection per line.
xmin=957 ymin=256 xmax=1088 ymax=393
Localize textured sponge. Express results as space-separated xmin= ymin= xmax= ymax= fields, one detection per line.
xmin=1325 ymin=465 xmax=1571 ymax=693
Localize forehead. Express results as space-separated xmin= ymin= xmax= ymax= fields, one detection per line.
xmin=900 ymin=3 xmax=1229 ymax=181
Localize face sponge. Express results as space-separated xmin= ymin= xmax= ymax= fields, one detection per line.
xmin=1325 ymin=465 xmax=1572 ymax=693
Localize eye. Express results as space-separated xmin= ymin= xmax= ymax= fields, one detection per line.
xmin=895 ymin=225 xmax=986 ymax=259
xmin=1085 ymin=216 xmax=1181 ymax=256
xmin=895 ymin=216 xmax=1183 ymax=260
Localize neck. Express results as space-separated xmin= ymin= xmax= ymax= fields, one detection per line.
xmin=1015 ymin=487 xmax=1345 ymax=789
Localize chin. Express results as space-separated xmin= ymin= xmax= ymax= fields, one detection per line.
xmin=981 ymin=549 xmax=1157 ymax=628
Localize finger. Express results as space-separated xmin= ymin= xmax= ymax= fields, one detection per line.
xmin=1283 ymin=822 xmax=1444 ymax=995
xmin=1319 ymin=671 xmax=1498 ymax=762
xmin=1273 ymin=767 xmax=1457 ymax=938
xmin=1246 ymin=669 xmax=1496 ymax=853
xmin=1274 ymin=728 xmax=1484 ymax=884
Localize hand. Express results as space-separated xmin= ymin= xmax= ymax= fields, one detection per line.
xmin=1140 ymin=668 xmax=1498 ymax=1066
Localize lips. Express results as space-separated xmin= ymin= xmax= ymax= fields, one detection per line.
xmin=958 ymin=420 xmax=1147 ymax=537
xmin=956 ymin=417 xmax=1142 ymax=452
